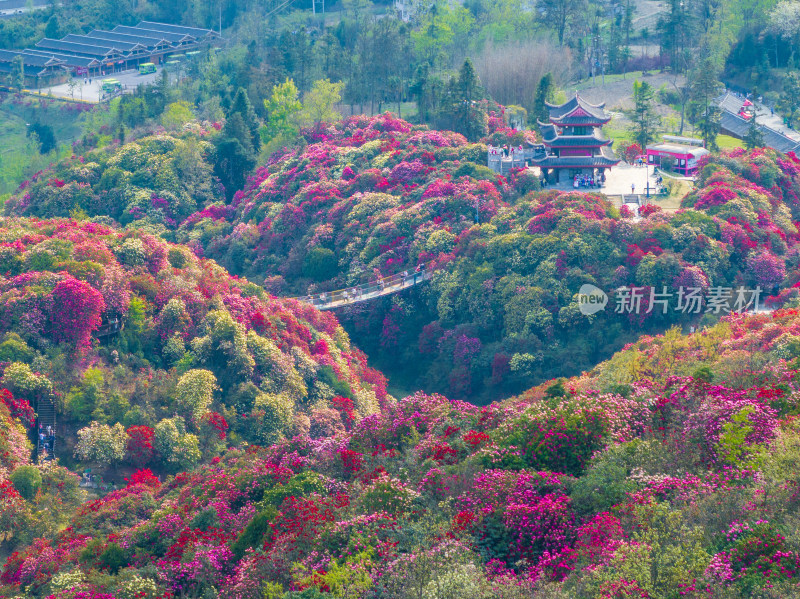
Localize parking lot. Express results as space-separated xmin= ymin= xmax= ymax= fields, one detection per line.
xmin=34 ymin=67 xmax=164 ymax=103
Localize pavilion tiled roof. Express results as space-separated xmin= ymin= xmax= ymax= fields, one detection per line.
xmin=716 ymin=98 xmax=800 ymax=154
xmin=532 ymin=145 xmax=619 ymax=168
xmin=537 ymin=121 xmax=611 ymax=145
xmin=545 ymin=93 xmax=610 ymax=124
xmin=544 ymin=135 xmax=612 ymax=147
xmin=0 ymin=62 xmax=52 ymax=77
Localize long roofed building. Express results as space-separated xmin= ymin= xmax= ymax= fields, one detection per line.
xmin=533 ymin=93 xmax=620 ymax=184
xmin=0 ymin=21 xmax=221 ymax=85
xmin=0 ymin=49 xmax=68 ymax=86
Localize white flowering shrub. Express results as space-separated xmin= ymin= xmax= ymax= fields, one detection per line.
xmin=174 ymin=368 xmax=218 ymax=419
xmin=117 ymin=574 xmax=159 ymax=599
xmin=49 ymin=570 xmax=84 ymax=593
xmin=74 ymin=422 xmax=126 ymax=464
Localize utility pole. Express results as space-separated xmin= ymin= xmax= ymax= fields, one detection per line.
xmin=219 ymin=2 xmax=223 ymax=36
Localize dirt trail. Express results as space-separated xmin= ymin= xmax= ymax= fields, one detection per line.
xmin=575 ymin=73 xmax=685 ymax=112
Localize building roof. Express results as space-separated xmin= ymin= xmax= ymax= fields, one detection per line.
xmin=88 ymin=29 xmax=174 ymax=50
xmin=0 ymin=62 xmax=52 ymax=77
xmin=0 ymin=48 xmax=65 ymax=68
xmin=719 ymin=111 xmax=800 ymax=154
xmin=62 ymin=34 xmax=147 ymax=54
xmin=113 ymin=25 xmax=195 ymax=44
xmin=537 ymin=122 xmax=611 ymax=146
xmin=545 ymin=93 xmax=610 ymax=124
xmin=719 ymin=92 xmax=745 ymax=115
xmin=647 ymin=143 xmax=710 ymax=157
xmin=36 ymin=38 xmax=122 ymax=59
xmin=137 ymin=21 xmax=220 ymax=39
xmin=23 ymin=49 xmax=102 ymax=68
xmin=532 ymin=145 xmax=619 ymax=168
xmin=0 ymin=0 xmax=51 ymax=8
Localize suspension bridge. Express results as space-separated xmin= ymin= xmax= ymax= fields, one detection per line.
xmin=292 ymin=264 xmax=435 ymax=310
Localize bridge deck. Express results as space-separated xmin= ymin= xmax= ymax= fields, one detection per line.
xmin=293 ymin=267 xmax=434 ymax=310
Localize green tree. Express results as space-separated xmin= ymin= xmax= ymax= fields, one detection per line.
xmin=628 ymin=80 xmax=660 ymax=148
xmin=533 ymin=73 xmax=555 ymax=122
xmin=657 ymin=0 xmax=697 ymax=72
xmin=10 ymin=465 xmax=42 ymax=501
xmin=457 ymin=58 xmax=480 ymax=103
xmin=44 ymin=15 xmax=59 ymax=39
xmin=174 ymin=369 xmax=218 ymax=419
xmin=744 ymin=113 xmax=765 ymax=149
xmin=303 ymin=247 xmax=338 ymax=281
xmin=66 ymin=368 xmax=104 ymax=424
xmin=153 ymin=416 xmax=200 ymax=469
xmin=780 ymin=70 xmax=800 ymax=127
xmin=214 ymin=120 xmax=257 ymax=200
xmin=441 ymin=59 xmax=487 ymax=141
xmin=410 ymin=65 xmax=446 ymax=123
xmin=298 ymin=79 xmax=344 ymax=126
xmin=538 ymin=0 xmax=588 ymax=45
xmin=74 ymin=422 xmax=127 ymax=465
xmin=228 ymin=87 xmax=261 ymax=153
xmin=161 ymin=101 xmax=195 ymax=130
xmin=717 ymin=405 xmax=764 ymax=469
xmin=262 ymin=78 xmax=302 ymax=144
xmin=9 ymin=55 xmax=24 ymax=92
xmin=26 ymin=123 xmax=56 ymax=154
xmin=689 ymin=50 xmax=723 ymax=150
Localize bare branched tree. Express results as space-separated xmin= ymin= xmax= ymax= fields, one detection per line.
xmin=472 ymin=40 xmax=573 ymax=114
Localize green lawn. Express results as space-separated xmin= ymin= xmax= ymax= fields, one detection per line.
xmin=0 ymin=96 xmax=112 ymax=196
xmin=716 ymin=134 xmax=745 ymax=150
xmin=575 ymin=71 xmax=646 ymax=90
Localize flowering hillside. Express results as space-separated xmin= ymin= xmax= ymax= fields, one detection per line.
xmin=0 ymin=217 xmax=388 ymax=554
xmin=4 ymin=308 xmax=800 ymax=597
xmin=170 ymin=124 xmax=800 ymax=400
xmin=4 ymin=127 xmax=222 ymax=234
xmin=8 ymin=117 xmax=800 ymax=404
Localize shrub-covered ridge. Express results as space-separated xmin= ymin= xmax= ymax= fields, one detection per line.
xmin=0 ymin=217 xmax=389 ymax=558
xmin=4 ymin=308 xmax=800 ymax=597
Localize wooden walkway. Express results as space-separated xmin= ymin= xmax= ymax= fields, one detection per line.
xmin=293 ymin=265 xmax=434 ymax=310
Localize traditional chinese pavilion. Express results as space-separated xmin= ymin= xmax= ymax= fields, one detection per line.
xmin=533 ymin=93 xmax=619 ymax=184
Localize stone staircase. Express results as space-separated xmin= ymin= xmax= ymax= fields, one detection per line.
xmin=36 ymin=397 xmax=56 ymax=462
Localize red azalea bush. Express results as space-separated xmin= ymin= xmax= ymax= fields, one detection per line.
xmin=51 ymin=276 xmax=105 ymax=348
xmin=125 ymin=425 xmax=155 ymax=467
xmin=0 ymin=389 xmax=34 ymax=427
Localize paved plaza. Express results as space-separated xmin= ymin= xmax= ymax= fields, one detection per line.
xmin=540 ymin=162 xmax=670 ymax=196
xmin=33 ymin=68 xmax=163 ymax=103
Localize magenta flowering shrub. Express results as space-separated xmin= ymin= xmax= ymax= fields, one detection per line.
xmin=0 ymin=218 xmax=389 ymax=463
xmin=50 ymin=276 xmax=106 ymax=348
xmin=4 ymin=131 xmax=222 ymax=231
xmin=8 ymin=119 xmax=800 ymax=403
xmin=5 ymin=299 xmax=800 ymax=598
xmin=746 ymin=249 xmax=786 ymax=289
